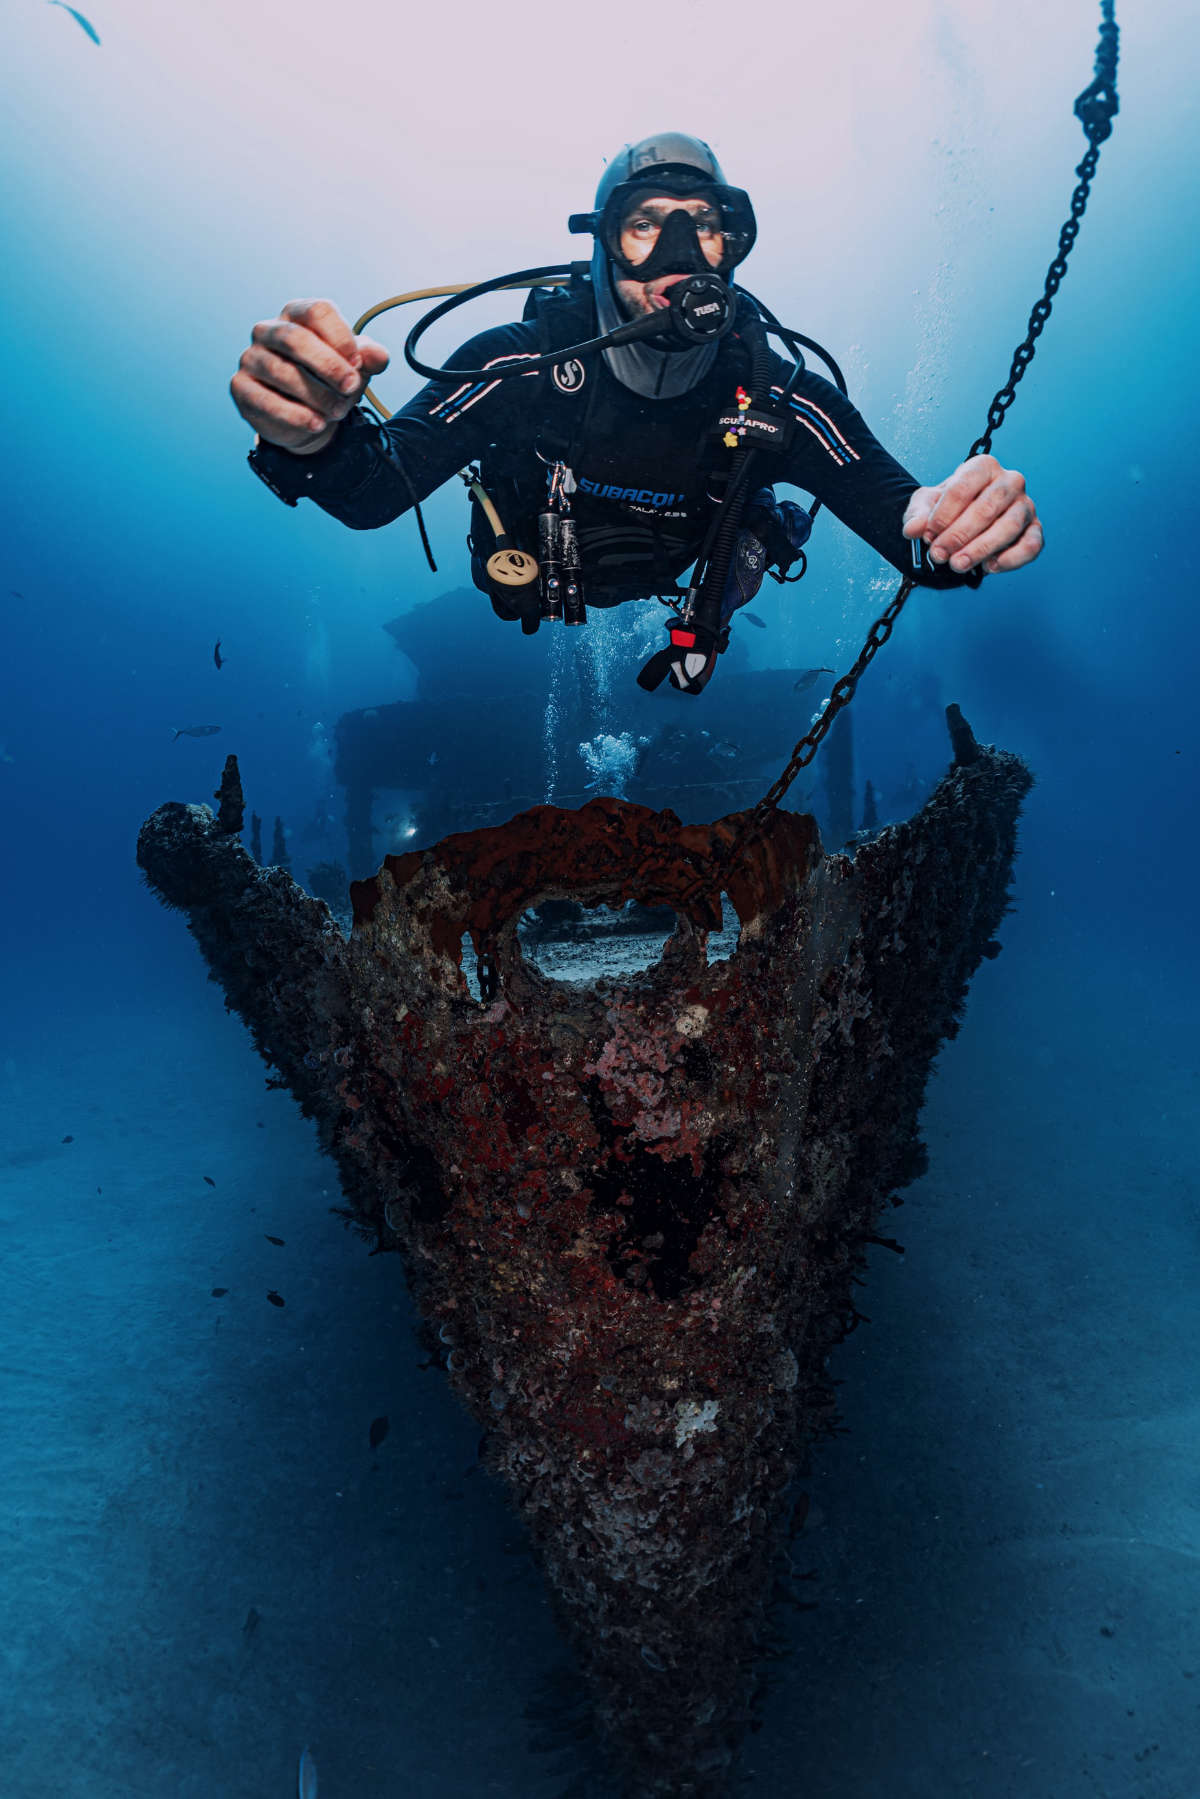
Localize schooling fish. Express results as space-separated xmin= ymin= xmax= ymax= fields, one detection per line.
xmin=172 ymin=725 xmax=222 ymax=739
xmin=47 ymin=1 xmax=101 ymax=44
xmin=792 ymin=667 xmax=834 ymax=695
xmin=369 ymin=1415 xmax=390 ymax=1451
xmin=298 ymin=1748 xmax=318 ymax=1798
xmin=213 ymin=640 xmax=225 ymax=670
xmin=741 ymin=612 xmax=767 ymax=628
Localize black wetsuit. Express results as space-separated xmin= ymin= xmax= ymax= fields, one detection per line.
xmin=248 ymin=276 xmax=974 ymax=606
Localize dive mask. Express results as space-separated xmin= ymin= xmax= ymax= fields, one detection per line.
xmin=569 ymin=171 xmax=757 ymax=279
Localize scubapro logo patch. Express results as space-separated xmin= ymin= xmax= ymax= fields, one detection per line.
xmin=552 ymin=358 xmax=586 ymax=394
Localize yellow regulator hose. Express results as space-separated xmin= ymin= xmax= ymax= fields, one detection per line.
xmin=351 ymin=280 xmax=569 ymax=583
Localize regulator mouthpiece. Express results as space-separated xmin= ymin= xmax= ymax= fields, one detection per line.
xmin=662 ymin=272 xmax=734 ymax=344
xmin=603 ymin=272 xmax=735 ymax=353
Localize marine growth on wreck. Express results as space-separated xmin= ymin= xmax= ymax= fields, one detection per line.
xmin=137 ymin=705 xmax=1031 ymax=1797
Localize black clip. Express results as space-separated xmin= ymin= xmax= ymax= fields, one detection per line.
xmin=477 ymin=947 xmax=498 ymax=1002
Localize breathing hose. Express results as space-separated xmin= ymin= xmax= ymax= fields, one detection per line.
xmin=681 ymin=296 xmax=798 ymax=647
xmin=351 ymin=278 xmax=570 ymax=423
xmin=352 ymin=277 xmax=571 ymax=578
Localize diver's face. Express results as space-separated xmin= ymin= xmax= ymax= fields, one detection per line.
xmin=613 ymin=193 xmax=725 ymax=318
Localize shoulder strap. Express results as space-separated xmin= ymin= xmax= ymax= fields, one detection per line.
xmin=507 ymin=274 xmax=599 ymax=468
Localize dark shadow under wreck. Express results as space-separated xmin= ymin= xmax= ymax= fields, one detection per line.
xmin=137 ymin=707 xmax=1031 ymax=1797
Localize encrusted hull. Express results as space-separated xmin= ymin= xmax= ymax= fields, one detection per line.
xmin=138 ymin=711 xmax=1031 ymax=1796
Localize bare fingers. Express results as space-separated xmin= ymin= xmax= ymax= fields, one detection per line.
xmin=902 ymin=485 xmax=943 ymax=537
xmin=281 ymin=298 xmax=361 ymax=367
xmin=910 ymin=456 xmax=1044 ymax=575
xmin=277 ymin=301 xmax=390 ymax=381
xmin=924 ymin=457 xmax=1008 ymax=551
xmin=982 ymin=510 xmax=1044 ymax=574
xmin=250 ymin=317 xmax=361 ymax=398
xmin=231 ymin=304 xmax=367 ymax=448
xmin=943 ymin=496 xmax=1043 ymax=575
xmin=228 ymin=369 xmax=337 ymax=447
xmin=238 ymin=341 xmax=357 ymax=422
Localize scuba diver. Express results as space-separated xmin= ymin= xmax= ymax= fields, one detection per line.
xmin=232 ymin=133 xmax=1043 ymax=695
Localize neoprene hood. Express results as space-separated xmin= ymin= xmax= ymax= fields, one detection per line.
xmin=569 ymin=132 xmax=757 ymax=279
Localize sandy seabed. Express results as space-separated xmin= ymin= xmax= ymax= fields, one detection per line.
xmin=1 ymin=913 xmax=1197 ymax=1799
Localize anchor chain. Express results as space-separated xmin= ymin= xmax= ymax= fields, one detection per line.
xmin=722 ymin=0 xmax=1120 ymax=867
xmin=970 ymin=0 xmax=1119 ymax=459
xmin=751 ymin=576 xmax=916 ymax=817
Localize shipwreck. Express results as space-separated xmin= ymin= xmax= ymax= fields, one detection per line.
xmin=137 ymin=707 xmax=1031 ymax=1796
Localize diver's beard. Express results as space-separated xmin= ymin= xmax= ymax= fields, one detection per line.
xmin=614 ymin=278 xmax=657 ymax=320
xmin=593 ymin=247 xmax=721 ymax=398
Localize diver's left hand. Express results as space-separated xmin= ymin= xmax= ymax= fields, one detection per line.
xmin=902 ymin=454 xmax=1043 ymax=575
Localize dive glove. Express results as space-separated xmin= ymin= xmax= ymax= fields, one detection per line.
xmin=720 ymin=489 xmax=813 ymax=623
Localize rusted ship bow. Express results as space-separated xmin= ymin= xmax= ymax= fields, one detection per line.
xmin=138 ymin=710 xmax=1031 ymax=1796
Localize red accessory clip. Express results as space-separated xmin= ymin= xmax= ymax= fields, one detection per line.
xmin=670 ymin=628 xmax=697 ymax=648
xmin=724 ymin=385 xmax=754 ymax=448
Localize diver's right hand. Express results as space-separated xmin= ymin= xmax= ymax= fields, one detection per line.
xmin=230 ymin=300 xmax=390 ymax=454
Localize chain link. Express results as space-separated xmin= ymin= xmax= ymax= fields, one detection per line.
xmin=971 ymin=1 xmax=1118 ymax=460
xmin=747 ymin=577 xmax=915 ymax=826
xmin=969 ymin=142 xmax=1100 ymax=462
xmin=704 ymin=2 xmax=1120 ymax=883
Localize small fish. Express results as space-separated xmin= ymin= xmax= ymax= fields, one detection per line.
xmin=298 ymin=1747 xmax=319 ymax=1799
xmin=267 ymin=1290 xmax=285 ymax=1308
xmin=792 ymin=667 xmax=835 ymax=694
xmin=61 ymin=1134 xmax=74 ymax=1144
xmin=242 ymin=1605 xmax=260 ymax=1640
xmin=173 ymin=724 xmax=221 ymax=739
xmin=742 ymin=611 xmax=767 ymax=628
xmin=203 ymin=1174 xmax=216 ymax=1187
xmin=428 ymin=750 xmax=439 ymax=767
xmin=47 ymin=1 xmax=101 ymax=45
xmin=265 ymin=1234 xmax=285 ymax=1246
xmin=369 ymin=1415 xmax=390 ymax=1451
xmin=211 ymin=1288 xmax=229 ymax=1298
xmin=213 ymin=640 xmax=224 ymax=670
